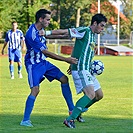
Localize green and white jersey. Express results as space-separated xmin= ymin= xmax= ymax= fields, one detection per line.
xmin=69 ymin=27 xmax=96 ymax=71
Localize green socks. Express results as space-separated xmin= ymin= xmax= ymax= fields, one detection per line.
xmin=67 ymin=95 xmax=93 ymax=121
xmin=85 ymin=97 xmax=97 ymax=108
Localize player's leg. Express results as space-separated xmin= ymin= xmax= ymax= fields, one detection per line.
xmin=64 ymin=86 xmax=95 ymax=128
xmin=20 ymin=63 xmax=43 ymax=127
xmin=85 ymin=76 xmax=103 ymax=108
xmin=17 ymin=61 xmax=23 ymax=78
xmin=66 ymin=86 xmax=95 ymax=120
xmin=9 ymin=60 xmax=14 ymax=79
xmin=20 ymin=86 xmax=39 ymax=127
xmin=60 ymin=75 xmax=85 ymax=122
xmin=63 ymin=70 xmax=95 ymax=128
xmin=8 ymin=49 xmax=15 ymax=79
xmin=59 ymin=75 xmax=75 ymax=112
xmin=44 ymin=62 xmax=74 ymax=112
xmin=15 ymin=49 xmax=23 ymax=78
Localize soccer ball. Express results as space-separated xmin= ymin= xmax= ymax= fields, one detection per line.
xmin=90 ymin=60 xmax=104 ymax=75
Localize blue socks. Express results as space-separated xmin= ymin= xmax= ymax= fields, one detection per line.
xmin=23 ymin=95 xmax=36 ymax=121
xmin=18 ymin=65 xmax=22 ymax=74
xmin=9 ymin=64 xmax=22 ymax=74
xmin=61 ymin=83 xmax=74 ymax=111
xmin=9 ymin=64 xmax=14 ymax=75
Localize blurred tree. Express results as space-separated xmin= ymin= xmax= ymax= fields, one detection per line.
xmin=0 ymin=0 xmax=132 ymax=39
xmin=0 ymin=0 xmax=25 ymax=35
xmin=0 ymin=0 xmax=58 ymax=35
xmin=121 ymin=0 xmax=132 ymax=38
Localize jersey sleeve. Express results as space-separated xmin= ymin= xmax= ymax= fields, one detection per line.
xmin=19 ymin=30 xmax=25 ymax=41
xmin=68 ymin=27 xmax=87 ymax=39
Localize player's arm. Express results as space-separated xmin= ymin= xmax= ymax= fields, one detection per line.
xmin=42 ymin=49 xmax=78 ymax=64
xmin=51 ymin=29 xmax=69 ymax=35
xmin=39 ymin=29 xmax=70 ymax=39
xmin=40 ymin=28 xmax=86 ymax=39
xmin=21 ymin=38 xmax=26 ymax=51
xmin=67 ymin=46 xmax=74 ymax=75
xmin=46 ymin=34 xmax=70 ymax=39
xmin=1 ymin=41 xmax=8 ymax=55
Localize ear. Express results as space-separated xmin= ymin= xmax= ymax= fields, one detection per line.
xmin=93 ymin=21 xmax=97 ymax=26
xmin=39 ymin=17 xmax=43 ymax=22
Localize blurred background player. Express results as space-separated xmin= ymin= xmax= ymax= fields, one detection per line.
xmin=1 ymin=21 xmax=25 ymax=79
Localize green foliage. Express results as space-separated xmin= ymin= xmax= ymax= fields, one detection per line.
xmin=0 ymin=0 xmax=132 ymax=38
xmin=0 ymin=0 xmax=25 ymax=33
xmin=47 ymin=18 xmax=60 ymax=30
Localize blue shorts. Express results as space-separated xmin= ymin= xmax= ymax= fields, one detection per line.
xmin=8 ymin=48 xmax=22 ymax=62
xmin=25 ymin=60 xmax=64 ymax=88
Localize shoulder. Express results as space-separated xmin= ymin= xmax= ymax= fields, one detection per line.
xmin=26 ymin=24 xmax=38 ymax=40
xmin=26 ymin=24 xmax=37 ymax=34
xmin=16 ymin=29 xmax=23 ymax=34
xmin=76 ymin=26 xmax=88 ymax=32
xmin=6 ymin=29 xmax=11 ymax=34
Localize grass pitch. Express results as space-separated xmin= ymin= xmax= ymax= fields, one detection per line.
xmin=0 ymin=55 xmax=132 ymax=133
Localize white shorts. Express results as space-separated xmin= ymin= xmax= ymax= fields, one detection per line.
xmin=72 ymin=70 xmax=101 ymax=94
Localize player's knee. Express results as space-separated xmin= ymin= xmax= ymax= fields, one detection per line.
xmin=95 ymin=89 xmax=103 ymax=101
xmin=86 ymin=91 xmax=95 ymax=100
xmin=96 ymin=93 xmax=103 ymax=101
xmin=31 ymin=86 xmax=40 ymax=97
xmin=59 ymin=75 xmax=68 ymax=84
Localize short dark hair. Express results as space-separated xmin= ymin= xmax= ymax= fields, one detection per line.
xmin=91 ymin=13 xmax=107 ymax=25
xmin=12 ymin=21 xmax=17 ymax=25
xmin=35 ymin=9 xmax=51 ymax=23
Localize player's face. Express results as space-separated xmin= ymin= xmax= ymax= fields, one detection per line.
xmin=40 ymin=14 xmax=51 ymax=28
xmin=94 ymin=21 xmax=106 ymax=34
xmin=12 ymin=23 xmax=18 ymax=31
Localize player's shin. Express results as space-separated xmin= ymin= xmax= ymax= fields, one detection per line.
xmin=9 ymin=64 xmax=14 ymax=75
xmin=67 ymin=95 xmax=93 ymax=121
xmin=18 ymin=65 xmax=22 ymax=74
xmin=61 ymin=83 xmax=74 ymax=112
xmin=23 ymin=95 xmax=36 ymax=121
xmin=85 ymin=97 xmax=97 ymax=108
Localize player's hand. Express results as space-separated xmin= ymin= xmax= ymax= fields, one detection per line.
xmin=1 ymin=49 xmax=4 ymax=55
xmin=22 ymin=47 xmax=26 ymax=51
xmin=66 ymin=57 xmax=78 ymax=64
xmin=67 ymin=65 xmax=71 ymax=75
xmin=39 ymin=29 xmax=45 ymax=36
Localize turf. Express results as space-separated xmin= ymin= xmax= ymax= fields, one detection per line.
xmin=0 ymin=55 xmax=132 ymax=133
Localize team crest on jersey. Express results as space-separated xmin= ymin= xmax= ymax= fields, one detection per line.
xmin=90 ymin=42 xmax=95 ymax=50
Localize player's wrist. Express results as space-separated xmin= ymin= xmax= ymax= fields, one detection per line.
xmin=45 ymin=30 xmax=52 ymax=36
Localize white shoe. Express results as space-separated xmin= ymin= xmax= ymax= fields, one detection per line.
xmin=11 ymin=75 xmax=14 ymax=79
xmin=20 ymin=120 xmax=33 ymax=127
xmin=18 ymin=73 xmax=23 ymax=78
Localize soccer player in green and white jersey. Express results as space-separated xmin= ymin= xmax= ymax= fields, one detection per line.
xmin=43 ymin=13 xmax=107 ymax=128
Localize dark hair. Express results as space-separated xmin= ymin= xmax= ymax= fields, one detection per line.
xmin=91 ymin=13 xmax=107 ymax=25
xmin=35 ymin=9 xmax=51 ymax=23
xmin=12 ymin=21 xmax=17 ymax=25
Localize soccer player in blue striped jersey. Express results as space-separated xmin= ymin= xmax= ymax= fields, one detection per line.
xmin=1 ymin=21 xmax=25 ymax=79
xmin=20 ymin=9 xmax=78 ymax=127
xmin=44 ymin=13 xmax=107 ymax=128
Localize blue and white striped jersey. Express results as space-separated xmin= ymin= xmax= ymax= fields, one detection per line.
xmin=25 ymin=24 xmax=47 ymax=65
xmin=5 ymin=29 xmax=24 ymax=49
